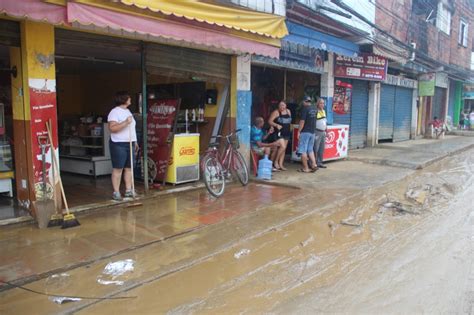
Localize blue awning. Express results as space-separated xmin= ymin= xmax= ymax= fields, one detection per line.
xmin=285 ymin=21 xmax=359 ymax=57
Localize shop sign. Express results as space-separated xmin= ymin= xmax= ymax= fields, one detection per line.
xmin=462 ymin=83 xmax=474 ymax=99
xmin=334 ymin=53 xmax=388 ymax=81
xmin=383 ymin=74 xmax=417 ymax=89
xmin=333 ymin=80 xmax=352 ymax=115
xmin=418 ymin=73 xmax=435 ymax=96
xmin=279 ymin=40 xmax=325 ymax=73
xmin=29 ymin=79 xmax=57 ymax=186
xmin=147 ymin=99 xmax=180 ymax=182
xmin=435 ymin=72 xmax=448 ymax=88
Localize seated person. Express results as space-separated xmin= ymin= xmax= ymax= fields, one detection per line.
xmin=251 ymin=117 xmax=280 ymax=157
xmin=431 ymin=116 xmax=446 ymax=139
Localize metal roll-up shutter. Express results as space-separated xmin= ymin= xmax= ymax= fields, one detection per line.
xmin=433 ymin=87 xmax=446 ymax=120
xmin=379 ymin=84 xmax=396 ymax=140
xmin=146 ymin=43 xmax=231 ymax=83
xmin=349 ymin=80 xmax=369 ymax=149
xmin=393 ymin=86 xmax=412 ymax=142
xmin=0 ymin=19 xmax=20 ymax=47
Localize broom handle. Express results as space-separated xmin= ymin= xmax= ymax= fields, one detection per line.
xmin=129 ymin=123 xmax=135 ymax=198
xmin=46 ymin=120 xmax=70 ymax=215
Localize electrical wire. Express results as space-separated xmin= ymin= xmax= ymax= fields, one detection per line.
xmin=1 ymin=280 xmax=137 ymax=300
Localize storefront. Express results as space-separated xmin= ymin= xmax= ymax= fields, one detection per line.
xmin=379 ymin=75 xmax=417 ymax=142
xmin=333 ymin=53 xmax=388 ymax=148
xmin=0 ymin=19 xmax=31 ymax=220
xmin=417 ymin=72 xmax=449 ymax=136
xmin=0 ymin=0 xmax=287 ymax=222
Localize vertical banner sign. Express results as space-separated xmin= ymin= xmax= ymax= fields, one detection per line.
xmin=418 ymin=73 xmax=436 ymax=96
xmin=334 ymin=53 xmax=387 ymax=81
xmin=29 ymin=79 xmax=57 ymax=189
xmin=147 ymin=99 xmax=179 ymax=182
xmin=333 ymin=80 xmax=352 ymax=114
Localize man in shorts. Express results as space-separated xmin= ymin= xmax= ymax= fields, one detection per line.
xmin=297 ymin=96 xmax=318 ymax=173
xmin=251 ymin=117 xmax=280 ymax=156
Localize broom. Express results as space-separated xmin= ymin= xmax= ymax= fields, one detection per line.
xmin=127 ymin=123 xmax=142 ymax=208
xmin=46 ymin=120 xmax=80 ymax=229
xmin=41 ymin=135 xmax=63 ymax=227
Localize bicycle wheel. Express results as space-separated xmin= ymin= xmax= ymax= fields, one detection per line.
xmin=203 ymin=156 xmax=226 ymax=197
xmin=232 ymin=150 xmax=249 ymax=186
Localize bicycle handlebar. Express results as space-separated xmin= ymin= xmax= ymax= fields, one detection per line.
xmin=210 ymin=129 xmax=241 ymax=140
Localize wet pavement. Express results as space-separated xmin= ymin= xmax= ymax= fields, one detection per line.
xmin=349 ymin=135 xmax=474 ymax=169
xmin=0 ymin=142 xmax=473 ymax=314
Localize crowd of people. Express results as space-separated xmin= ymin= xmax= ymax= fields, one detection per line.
xmin=251 ymin=96 xmax=327 ymax=173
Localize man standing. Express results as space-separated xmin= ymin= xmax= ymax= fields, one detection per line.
xmin=297 ymin=96 xmax=318 ymax=173
xmin=313 ymin=97 xmax=327 ymax=168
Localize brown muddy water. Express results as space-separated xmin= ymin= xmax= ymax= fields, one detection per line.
xmin=1 ymin=149 xmax=473 ymax=314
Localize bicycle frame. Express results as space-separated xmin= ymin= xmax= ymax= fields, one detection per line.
xmin=201 ymin=131 xmax=240 ymax=175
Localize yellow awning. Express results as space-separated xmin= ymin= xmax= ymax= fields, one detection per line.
xmin=119 ymin=0 xmax=288 ymax=39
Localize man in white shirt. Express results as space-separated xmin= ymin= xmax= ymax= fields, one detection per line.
xmin=313 ymin=98 xmax=327 ymax=168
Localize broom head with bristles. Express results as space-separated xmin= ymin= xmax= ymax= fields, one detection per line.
xmin=61 ymin=213 xmax=80 ymax=229
xmin=47 ymin=213 xmax=63 ymax=227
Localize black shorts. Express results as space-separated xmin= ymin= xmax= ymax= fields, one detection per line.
xmin=109 ymin=140 xmax=135 ymax=169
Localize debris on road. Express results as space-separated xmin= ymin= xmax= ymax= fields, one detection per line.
xmin=234 ymin=249 xmax=251 ymax=259
xmin=49 ymin=296 xmax=82 ymax=305
xmin=340 ymin=219 xmax=363 ymax=227
xmin=97 ymin=259 xmax=135 ymax=286
xmin=381 ymin=201 xmax=420 ymax=215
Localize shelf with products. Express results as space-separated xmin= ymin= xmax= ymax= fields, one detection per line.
xmin=59 ymin=122 xmax=112 ymax=177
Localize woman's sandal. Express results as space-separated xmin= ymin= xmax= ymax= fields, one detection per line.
xmin=297 ymin=168 xmax=311 ymax=173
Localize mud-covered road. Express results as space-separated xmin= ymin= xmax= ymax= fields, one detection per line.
xmin=1 ymin=148 xmax=473 ymax=314
xmin=72 ymin=150 xmax=474 ymax=314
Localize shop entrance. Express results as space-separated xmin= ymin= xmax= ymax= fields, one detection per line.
xmin=55 ymin=29 xmax=143 ymax=208
xmin=0 ymin=19 xmax=29 ymax=220
xmin=55 ymin=29 xmax=231 ymax=209
xmin=251 ymin=65 xmax=321 ymax=157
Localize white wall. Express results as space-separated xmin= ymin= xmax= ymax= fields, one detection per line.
xmin=471 ymin=52 xmax=474 ymax=70
xmin=296 ymin=0 xmax=374 ymax=35
xmin=230 ymin=0 xmax=286 ymax=16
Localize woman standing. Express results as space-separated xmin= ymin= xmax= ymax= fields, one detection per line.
xmin=268 ymin=100 xmax=291 ymax=171
xmin=108 ymin=91 xmax=138 ymax=201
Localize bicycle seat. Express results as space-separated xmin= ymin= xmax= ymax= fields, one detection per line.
xmin=209 ymin=142 xmax=219 ymax=148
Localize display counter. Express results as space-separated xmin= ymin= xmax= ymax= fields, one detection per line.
xmin=165 ymin=133 xmax=200 ymax=184
xmin=291 ymin=124 xmax=349 ymax=162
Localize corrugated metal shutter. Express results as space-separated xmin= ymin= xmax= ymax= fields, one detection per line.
xmin=55 ymin=29 xmax=140 ymax=52
xmin=448 ymin=80 xmax=456 ymax=120
xmin=146 ymin=43 xmax=230 ymax=83
xmin=349 ymin=80 xmax=368 ymax=149
xmin=0 ymin=19 xmax=20 ymax=47
xmin=393 ymin=86 xmax=412 ymax=142
xmin=333 ymin=79 xmax=368 ymax=149
xmin=433 ymin=87 xmax=446 ymax=120
xmin=379 ymin=84 xmax=395 ymax=140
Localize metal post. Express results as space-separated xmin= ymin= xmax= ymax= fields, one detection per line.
xmin=141 ymin=42 xmax=149 ymax=192
xmin=283 ymin=69 xmax=287 ymax=100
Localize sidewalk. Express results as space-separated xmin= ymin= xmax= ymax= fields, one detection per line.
xmin=348 ymin=136 xmax=474 ymax=169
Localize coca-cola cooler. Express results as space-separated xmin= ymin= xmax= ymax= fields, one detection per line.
xmin=291 ymin=124 xmax=349 ymax=162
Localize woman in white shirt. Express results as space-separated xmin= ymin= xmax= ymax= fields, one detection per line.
xmin=107 ymin=91 xmax=138 ymax=201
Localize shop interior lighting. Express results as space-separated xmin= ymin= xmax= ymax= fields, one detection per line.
xmin=55 ymin=54 xmax=124 ymax=65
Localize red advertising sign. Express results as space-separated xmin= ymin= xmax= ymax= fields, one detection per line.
xmin=291 ymin=125 xmax=349 ymax=162
xmin=334 ymin=53 xmax=387 ymax=81
xmin=333 ymin=80 xmax=352 ymax=114
xmin=29 ymin=79 xmax=57 ymax=185
xmin=147 ymin=98 xmax=179 ymax=181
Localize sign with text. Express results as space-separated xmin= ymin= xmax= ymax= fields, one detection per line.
xmin=333 ymin=80 xmax=352 ymax=114
xmin=418 ymin=73 xmax=435 ymax=96
xmin=334 ymin=53 xmax=388 ymax=81
xmin=29 ymin=79 xmax=57 ymax=187
xmin=147 ymin=98 xmax=180 ymax=182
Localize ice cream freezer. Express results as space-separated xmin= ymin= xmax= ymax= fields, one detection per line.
xmin=291 ymin=124 xmax=349 ymax=162
xmin=166 ymin=133 xmax=200 ymax=184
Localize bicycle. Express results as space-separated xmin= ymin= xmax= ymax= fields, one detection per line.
xmin=201 ymin=129 xmax=249 ymax=197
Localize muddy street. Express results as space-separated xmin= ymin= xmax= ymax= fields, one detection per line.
xmin=1 ymin=148 xmax=473 ymax=314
